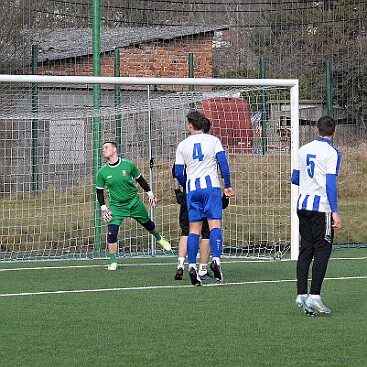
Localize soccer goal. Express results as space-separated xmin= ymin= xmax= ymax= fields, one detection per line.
xmin=0 ymin=74 xmax=299 ymax=261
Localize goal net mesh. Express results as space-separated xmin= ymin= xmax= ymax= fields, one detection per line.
xmin=0 ymin=79 xmax=294 ymax=261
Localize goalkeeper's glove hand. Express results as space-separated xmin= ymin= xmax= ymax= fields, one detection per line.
xmin=101 ymin=205 xmax=113 ymax=223
xmin=222 ymin=193 xmax=230 ymax=209
xmin=147 ymin=191 xmax=157 ymax=208
xmin=174 ymin=189 xmax=186 ymax=206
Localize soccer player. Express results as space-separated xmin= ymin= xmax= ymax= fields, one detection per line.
xmin=96 ymin=141 xmax=171 ymax=270
xmin=172 ymin=163 xmax=230 ymax=281
xmin=175 ymin=110 xmax=234 ymax=286
xmin=291 ymin=115 xmax=342 ymax=315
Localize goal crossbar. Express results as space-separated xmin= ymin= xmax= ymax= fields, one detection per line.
xmin=0 ymin=74 xmax=298 ymax=88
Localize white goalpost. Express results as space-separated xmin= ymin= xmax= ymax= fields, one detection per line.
xmin=0 ymin=74 xmax=299 ymax=261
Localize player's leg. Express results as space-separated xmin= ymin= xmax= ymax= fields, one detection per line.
xmin=296 ymin=210 xmax=314 ymax=295
xmin=133 ymin=200 xmax=171 ymax=251
xmin=205 ymin=188 xmax=224 ymax=282
xmin=198 ymin=219 xmax=213 ymax=280
xmin=310 ymin=212 xmax=333 ymax=294
xmin=186 ymin=190 xmax=205 ymax=286
xmin=175 ymin=205 xmax=189 ymax=279
xmin=107 ymin=224 xmax=119 ymax=270
xmin=208 ymin=219 xmax=223 ymax=282
xmin=187 ymin=220 xmax=203 ymax=286
xmin=296 ymin=210 xmax=319 ymax=315
xmin=305 ymin=212 xmax=333 ymax=315
xmin=106 ymin=205 xmax=124 ymax=270
xmin=174 ymin=235 xmax=187 ymax=280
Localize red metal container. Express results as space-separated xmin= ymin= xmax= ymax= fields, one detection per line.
xmin=201 ymin=97 xmax=253 ymax=154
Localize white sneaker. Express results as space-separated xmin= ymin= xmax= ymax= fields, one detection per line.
xmin=304 ymin=296 xmax=331 ymax=315
xmin=295 ymin=294 xmax=307 ymax=308
xmin=108 ymin=262 xmax=118 ymax=271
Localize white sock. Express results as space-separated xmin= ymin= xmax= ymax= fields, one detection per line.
xmin=310 ymin=294 xmax=321 ymax=301
xmin=212 ymin=256 xmax=220 ymax=266
xmin=189 ymin=263 xmax=197 ymax=270
xmin=177 ymin=257 xmax=185 ymax=269
xmin=198 ymin=263 xmax=208 ymax=276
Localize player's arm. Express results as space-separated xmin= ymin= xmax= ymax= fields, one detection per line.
xmin=96 ymin=187 xmax=113 ymax=223
xmin=174 ymin=164 xmax=186 ymax=188
xmin=172 ymin=164 xmax=186 ymax=206
xmin=291 ymin=153 xmax=300 ymax=185
xmin=96 ymin=171 xmax=113 ymax=222
xmin=96 ymin=188 xmax=105 ymax=206
xmin=326 ymin=151 xmax=342 ymax=229
xmin=326 ymin=174 xmax=338 ymax=213
xmin=175 ymin=145 xmax=187 ymax=187
xmin=327 ymin=174 xmax=342 ymax=229
xmin=216 ymin=151 xmax=234 ymax=198
xmin=136 ymin=175 xmax=157 ymax=208
xmin=291 ymin=169 xmax=300 ymax=185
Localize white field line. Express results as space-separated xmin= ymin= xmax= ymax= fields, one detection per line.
xmin=1 ymin=276 xmax=366 ymax=298
xmin=0 ymin=256 xmax=366 ymax=273
xmin=1 ymin=257 xmax=366 ymax=298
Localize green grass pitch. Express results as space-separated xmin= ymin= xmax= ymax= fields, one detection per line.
xmin=1 ymin=248 xmax=366 ymax=367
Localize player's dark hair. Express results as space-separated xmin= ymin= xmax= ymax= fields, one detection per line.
xmin=317 ymin=115 xmax=336 ymax=137
xmin=202 ymin=117 xmax=210 ymax=133
xmin=186 ymin=110 xmax=211 ymax=132
xmin=102 ymin=141 xmax=117 ymax=149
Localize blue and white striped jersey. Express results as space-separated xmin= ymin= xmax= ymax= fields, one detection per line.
xmin=292 ymin=137 xmax=341 ymax=212
xmin=175 ymin=132 xmax=224 ymax=192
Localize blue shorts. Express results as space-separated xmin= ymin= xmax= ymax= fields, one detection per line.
xmin=179 ymin=204 xmax=210 ymax=238
xmin=187 ymin=187 xmax=222 ymax=222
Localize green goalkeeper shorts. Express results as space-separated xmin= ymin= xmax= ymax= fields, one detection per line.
xmin=109 ymin=199 xmax=150 ymax=226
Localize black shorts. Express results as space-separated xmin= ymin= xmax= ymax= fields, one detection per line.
xmin=179 ymin=205 xmax=210 ymax=239
xmin=297 ymin=210 xmax=334 ymax=248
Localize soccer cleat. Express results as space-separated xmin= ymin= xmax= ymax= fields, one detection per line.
xmin=108 ymin=262 xmax=118 ymax=271
xmin=210 ymin=260 xmax=223 ymax=283
xmin=295 ymin=294 xmax=307 ymax=308
xmin=303 ymin=308 xmax=317 ymax=317
xmin=157 ymin=236 xmax=171 ymax=251
xmin=199 ymin=272 xmax=214 ymax=281
xmin=304 ymin=296 xmax=331 ymax=316
xmin=189 ymin=267 xmax=202 ymax=286
xmin=175 ymin=267 xmax=184 ymax=280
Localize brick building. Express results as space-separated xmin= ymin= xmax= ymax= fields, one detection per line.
xmin=0 ymin=26 xmax=233 ymax=196
xmin=31 ymin=26 xmax=229 ymax=78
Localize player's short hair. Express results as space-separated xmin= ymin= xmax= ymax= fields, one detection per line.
xmin=102 ymin=141 xmax=117 ymax=149
xmin=317 ymin=115 xmax=336 ymax=137
xmin=186 ymin=110 xmax=211 ymax=132
xmin=202 ymin=117 xmax=210 ymax=134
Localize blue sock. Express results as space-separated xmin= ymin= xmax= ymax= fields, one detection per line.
xmin=187 ymin=233 xmax=200 ymax=264
xmin=210 ymin=228 xmax=222 ymax=258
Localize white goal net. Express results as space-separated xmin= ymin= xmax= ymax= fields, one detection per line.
xmin=0 ymin=75 xmax=299 ymax=261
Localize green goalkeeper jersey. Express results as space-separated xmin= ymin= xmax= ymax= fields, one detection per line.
xmin=96 ymin=158 xmax=141 ymax=207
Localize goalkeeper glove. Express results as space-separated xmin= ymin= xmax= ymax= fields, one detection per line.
xmin=101 ymin=205 xmax=113 ymax=223
xmin=222 ymin=193 xmax=230 ymax=209
xmin=174 ymin=189 xmax=186 ymax=206
xmin=147 ymin=191 xmax=157 ymax=208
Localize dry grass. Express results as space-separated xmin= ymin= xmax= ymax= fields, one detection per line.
xmin=0 ymin=146 xmax=366 ymax=253
xmin=337 ymin=143 xmax=367 ymax=244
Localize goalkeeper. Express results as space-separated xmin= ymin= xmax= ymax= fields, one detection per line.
xmin=96 ymin=141 xmax=171 ymax=271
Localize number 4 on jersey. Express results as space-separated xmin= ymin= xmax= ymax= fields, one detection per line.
xmin=192 ymin=143 xmax=204 ymax=161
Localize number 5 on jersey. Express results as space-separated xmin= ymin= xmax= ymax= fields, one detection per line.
xmin=306 ymin=154 xmax=317 ymax=178
xmin=192 ymin=143 xmax=204 ymax=161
